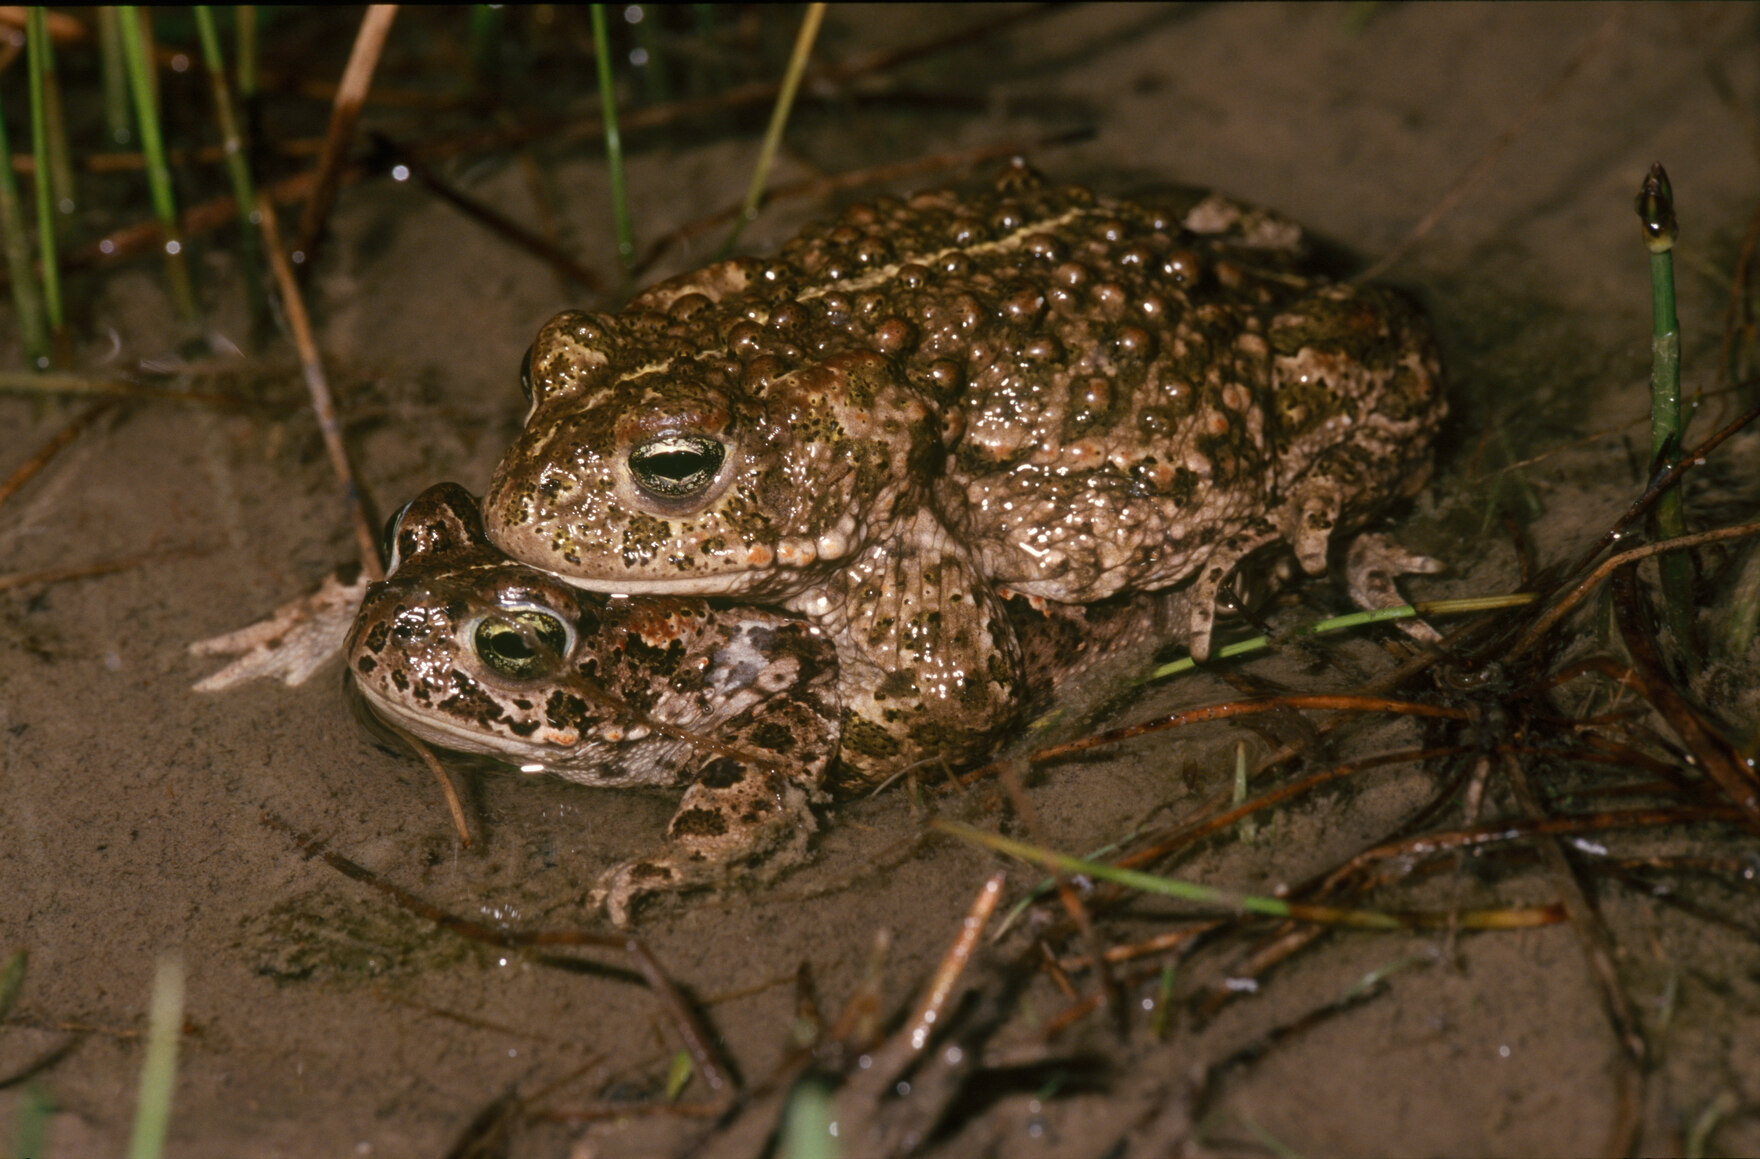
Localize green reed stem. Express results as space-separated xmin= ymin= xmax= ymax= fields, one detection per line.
xmin=934 ymin=820 xmax=1548 ymax=931
xmin=468 ymin=4 xmax=503 ymax=94
xmin=193 ymin=5 xmax=263 ymax=315
xmin=627 ymin=4 xmax=670 ymax=105
xmin=1142 ymin=592 xmax=1537 ymax=682
xmin=12 ymin=1085 xmax=50 ymax=1159
xmin=29 ymin=9 xmax=75 ymax=217
xmin=118 ymin=5 xmax=199 ymax=323
xmin=590 ymin=4 xmax=635 ymax=287
xmin=0 ymin=86 xmax=49 ymax=367
xmin=99 ymin=7 xmax=132 ymax=145
xmin=235 ymin=7 xmax=257 ymax=98
xmin=720 ymin=2 xmax=824 ymax=258
xmin=126 ymin=955 xmax=184 ymax=1159
xmin=26 ymin=9 xmax=63 ymax=342
xmin=1636 ymin=163 xmax=1695 ymax=658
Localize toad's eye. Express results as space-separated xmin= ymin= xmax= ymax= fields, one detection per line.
xmin=628 ymin=434 xmax=725 ymax=499
xmin=474 ymin=609 xmax=569 ymax=678
xmin=381 ymin=501 xmax=415 ymax=573
xmin=517 ymin=344 xmax=535 ymax=403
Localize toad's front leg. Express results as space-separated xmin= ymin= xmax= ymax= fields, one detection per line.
xmin=589 ymin=646 xmax=842 ymax=927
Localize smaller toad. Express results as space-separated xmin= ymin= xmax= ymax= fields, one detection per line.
xmin=345 ymin=482 xmax=841 ymax=924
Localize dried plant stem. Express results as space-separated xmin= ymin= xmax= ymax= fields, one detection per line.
xmin=117 ymin=5 xmax=198 ymax=322
xmin=294 ymin=4 xmax=397 ymax=269
xmin=255 ymin=192 xmax=383 ymax=582
xmin=1501 ymin=751 xmax=1645 ymax=1156
xmin=720 ymin=2 xmax=825 ymax=257
xmin=1507 ymin=520 xmax=1760 ymax=662
xmin=377 ymin=719 xmax=471 ymax=847
xmin=0 ymin=400 xmax=113 ymax=509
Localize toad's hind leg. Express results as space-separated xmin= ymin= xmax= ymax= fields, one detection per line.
xmin=1185 ymin=518 xmax=1283 ymax=661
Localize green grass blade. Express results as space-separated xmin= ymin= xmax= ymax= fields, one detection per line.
xmin=721 ymin=3 xmax=825 ymax=258
xmin=99 ymin=7 xmax=133 ymax=145
xmin=589 ymin=4 xmax=635 ymax=287
xmin=193 ymin=5 xmax=263 ymax=315
xmin=118 ymin=5 xmax=200 ymax=323
xmin=26 ymin=8 xmax=64 ymax=339
xmin=777 ymin=1078 xmax=839 ymax=1159
xmin=13 ymin=1084 xmax=52 ymax=1159
xmin=236 ymin=7 xmax=258 ymax=98
xmin=1636 ymin=164 xmax=1695 ymax=659
xmin=0 ymin=83 xmax=49 ymax=367
xmin=1142 ymin=592 xmax=1537 ymax=681
xmin=126 ymin=955 xmax=185 ymax=1159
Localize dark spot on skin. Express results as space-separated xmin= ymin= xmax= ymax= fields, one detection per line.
xmin=363 ymin=623 xmax=389 ymax=653
xmin=699 ymin=757 xmax=747 ymax=788
xmin=392 ymin=670 xmax=409 ymax=692
xmin=545 ymin=691 xmax=591 ymax=733
xmin=356 ymin=656 xmax=377 ymax=674
xmin=670 ymin=808 xmax=729 ymax=838
xmin=630 ymin=862 xmax=674 ymax=882
xmin=749 ymin=721 xmax=795 ymax=753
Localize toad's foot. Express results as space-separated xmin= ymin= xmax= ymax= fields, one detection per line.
xmin=188 ymin=572 xmax=369 ymax=692
xmin=1345 ymin=532 xmax=1444 ymax=642
xmin=588 ymin=767 xmax=818 ymax=927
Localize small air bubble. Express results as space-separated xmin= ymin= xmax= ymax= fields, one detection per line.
xmin=624 ymin=4 xmax=643 ymax=22
xmin=170 ymin=53 xmax=190 ymax=73
xmin=391 ymin=164 xmax=411 ymax=182
xmin=99 ymin=238 xmax=116 ymax=254
xmin=164 ymin=239 xmax=181 ymax=256
xmin=629 ymin=47 xmax=649 ymax=66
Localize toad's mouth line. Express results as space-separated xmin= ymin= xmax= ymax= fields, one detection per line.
xmin=545 ymin=571 xmax=767 ymax=596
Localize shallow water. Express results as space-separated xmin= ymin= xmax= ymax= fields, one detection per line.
xmin=4 ymin=5 xmax=1760 ymax=1155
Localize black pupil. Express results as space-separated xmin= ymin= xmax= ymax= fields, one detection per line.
xmin=629 ymin=435 xmax=724 ymax=498
xmin=475 ymin=611 xmax=567 ymax=677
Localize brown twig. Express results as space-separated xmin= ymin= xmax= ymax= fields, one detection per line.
xmin=997 ymin=761 xmax=1123 ymax=1034
xmin=0 ymin=400 xmax=113 ymax=509
xmin=1507 ymin=520 xmax=1760 ymax=664
xmin=255 ymin=191 xmax=383 ymax=582
xmin=294 ymin=5 xmax=397 ymax=270
xmin=1500 ymin=750 xmax=1645 ymax=1157
xmin=377 ymin=718 xmax=472 ymax=847
xmin=0 ymin=549 xmax=205 ymax=593
xmin=1019 ymin=695 xmax=1469 ymax=769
